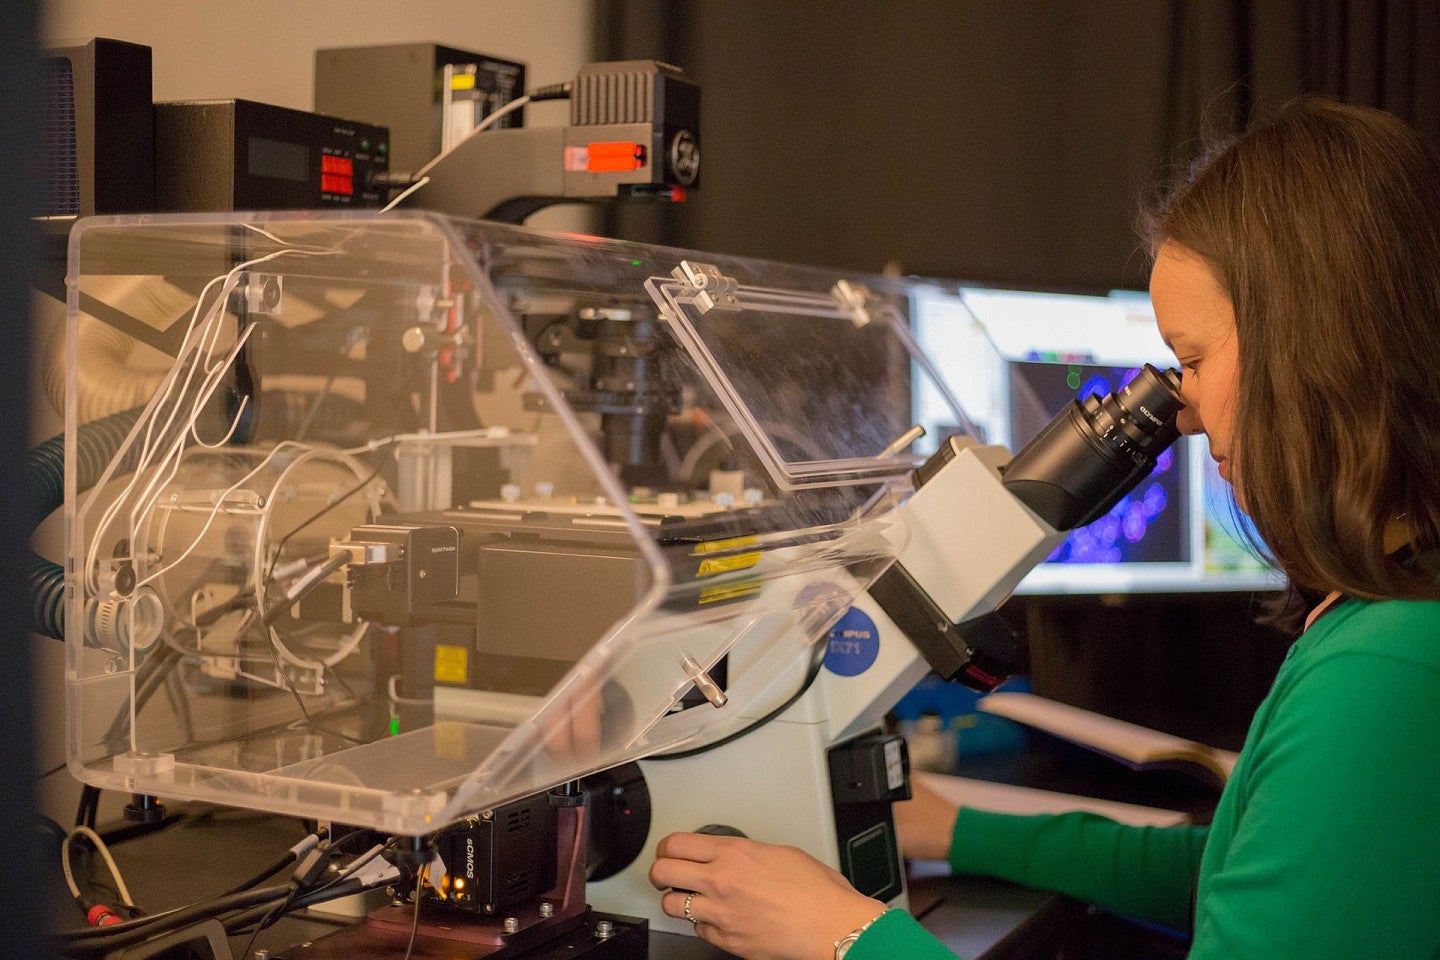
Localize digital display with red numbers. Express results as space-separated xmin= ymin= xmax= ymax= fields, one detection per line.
xmin=321 ymin=153 xmax=354 ymax=195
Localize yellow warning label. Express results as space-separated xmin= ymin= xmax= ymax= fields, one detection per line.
xmin=698 ymin=580 xmax=762 ymax=605
xmin=433 ymin=721 xmax=466 ymax=760
xmin=692 ymin=535 xmax=759 ymax=556
xmin=696 ymin=551 xmax=762 ymax=577
xmin=434 ymin=644 xmax=468 ymax=684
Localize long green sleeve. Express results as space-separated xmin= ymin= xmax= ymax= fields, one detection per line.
xmin=947 ymin=808 xmax=1208 ymax=931
xmin=845 ymin=814 xmax=1206 ymax=960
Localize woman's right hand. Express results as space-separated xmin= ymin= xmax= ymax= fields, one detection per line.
xmin=893 ymin=779 xmax=960 ymax=861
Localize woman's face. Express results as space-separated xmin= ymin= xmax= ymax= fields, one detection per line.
xmin=1150 ymin=241 xmax=1242 ymax=487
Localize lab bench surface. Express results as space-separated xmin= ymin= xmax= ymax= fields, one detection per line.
xmin=45 ymin=804 xmax=1065 ymax=960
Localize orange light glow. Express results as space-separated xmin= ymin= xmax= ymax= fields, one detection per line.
xmin=586 ymin=141 xmax=646 ymax=173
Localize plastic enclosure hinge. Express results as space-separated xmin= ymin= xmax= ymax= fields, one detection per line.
xmin=672 ymin=260 xmax=739 ymax=313
xmin=831 ymin=279 xmax=872 ymax=328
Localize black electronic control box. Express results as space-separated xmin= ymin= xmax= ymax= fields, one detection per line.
xmin=315 ymin=42 xmax=526 ymax=176
xmin=426 ymin=794 xmax=557 ymax=914
xmin=39 ymin=37 xmax=154 ymax=220
xmin=828 ymin=732 xmax=910 ymax=904
xmin=153 ymin=98 xmax=389 ymax=211
xmin=346 ymin=523 xmax=461 ymax=627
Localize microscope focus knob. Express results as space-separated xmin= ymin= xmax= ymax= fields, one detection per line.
xmin=693 ymin=823 xmax=748 ymax=839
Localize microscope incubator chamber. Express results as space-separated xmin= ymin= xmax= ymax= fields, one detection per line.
xmin=62 ymin=211 xmax=983 ymax=836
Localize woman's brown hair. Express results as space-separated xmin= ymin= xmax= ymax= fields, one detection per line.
xmin=1143 ymin=97 xmax=1440 ymax=600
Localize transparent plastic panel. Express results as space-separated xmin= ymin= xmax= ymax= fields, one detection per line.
xmin=66 ymin=212 xmax=978 ymax=833
xmin=648 ymin=266 xmax=974 ymax=489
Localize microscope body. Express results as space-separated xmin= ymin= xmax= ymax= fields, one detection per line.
xmin=587 ymin=437 xmax=1068 ymax=931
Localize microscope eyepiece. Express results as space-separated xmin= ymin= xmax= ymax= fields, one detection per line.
xmin=1001 ymin=364 xmax=1185 ymax=531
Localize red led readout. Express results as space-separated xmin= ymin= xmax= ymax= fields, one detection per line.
xmin=321 ymin=154 xmax=354 ymax=195
xmin=585 ymin=141 xmax=646 ymax=173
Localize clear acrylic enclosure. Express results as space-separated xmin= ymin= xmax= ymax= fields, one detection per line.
xmin=65 ymin=211 xmax=977 ymax=833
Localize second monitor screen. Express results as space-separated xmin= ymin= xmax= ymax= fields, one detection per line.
xmin=1008 ymin=360 xmax=1190 ymax=567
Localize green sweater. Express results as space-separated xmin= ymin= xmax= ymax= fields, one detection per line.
xmin=851 ymin=597 xmax=1440 ymax=959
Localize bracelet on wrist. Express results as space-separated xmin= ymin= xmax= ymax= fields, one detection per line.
xmin=833 ymin=909 xmax=888 ymax=960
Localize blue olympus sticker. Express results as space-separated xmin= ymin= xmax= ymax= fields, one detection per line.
xmin=823 ymin=606 xmax=881 ymax=676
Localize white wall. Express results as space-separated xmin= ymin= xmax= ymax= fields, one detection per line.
xmin=42 ymin=0 xmax=597 ymax=115
xmin=40 ymin=0 xmax=600 ymax=233
xmin=34 ymin=0 xmax=599 ymax=826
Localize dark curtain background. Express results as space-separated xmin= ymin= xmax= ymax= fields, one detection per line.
xmin=594 ymin=0 xmax=1440 ymax=744
xmin=599 ymin=0 xmax=1440 ymax=292
xmin=2 ymin=0 xmax=48 ymax=955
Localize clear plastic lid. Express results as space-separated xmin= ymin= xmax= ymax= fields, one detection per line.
xmin=64 ymin=212 xmax=979 ymax=833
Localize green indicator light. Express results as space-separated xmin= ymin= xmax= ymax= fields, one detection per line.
xmin=1066 ymin=372 xmax=1081 ymax=389
xmin=389 ymin=715 xmax=400 ymax=736
xmin=631 ymin=260 xmax=642 ymax=266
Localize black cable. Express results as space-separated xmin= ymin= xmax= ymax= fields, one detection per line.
xmin=264 ymin=463 xmax=382 ymax=584
xmin=235 ymin=887 xmax=296 ymax=960
xmin=222 ymin=875 xmax=371 ymax=935
xmin=99 ymin=644 xmax=182 ymax=754
xmin=282 ymin=673 xmax=365 ymax=746
xmin=647 ymin=638 xmax=829 ymax=761
xmin=75 ymin=785 xmax=100 ymax=829
xmin=98 ymin=810 xmax=187 ymax=847
xmin=528 ymin=80 xmax=573 ymax=102
xmin=162 ymin=659 xmax=197 ymax=743
xmin=36 ymin=760 xmax=67 ymax=780
xmin=261 ymin=551 xmax=351 ymax=628
xmin=402 ymin=870 xmax=423 ymax=960
xmin=294 ymin=374 xmax=337 ymax=442
xmin=214 ymin=849 xmax=300 ymax=899
xmin=37 ymin=814 xmax=68 ymax=849
xmin=50 ymin=883 xmax=288 ymax=953
xmin=223 ymin=840 xmax=392 ymax=937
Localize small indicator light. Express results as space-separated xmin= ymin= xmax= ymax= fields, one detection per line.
xmin=631 ymin=260 xmax=642 ymax=266
xmin=451 ymin=73 xmax=477 ymax=91
xmin=586 ymin=141 xmax=646 ymax=173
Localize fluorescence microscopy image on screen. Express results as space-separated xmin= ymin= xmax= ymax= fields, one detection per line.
xmin=1008 ymin=359 xmax=1190 ymax=566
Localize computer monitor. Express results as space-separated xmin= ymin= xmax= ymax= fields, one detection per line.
xmin=910 ymin=285 xmax=1280 ymax=594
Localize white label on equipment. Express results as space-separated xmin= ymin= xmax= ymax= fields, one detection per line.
xmin=884 ymin=739 xmax=904 ymax=791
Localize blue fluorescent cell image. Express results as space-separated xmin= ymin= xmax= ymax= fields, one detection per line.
xmin=1011 ymin=361 xmax=1190 ymax=566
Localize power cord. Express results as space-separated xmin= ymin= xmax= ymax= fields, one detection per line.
xmin=52 ymin=832 xmax=398 ymax=957
xmin=61 ymin=825 xmax=138 ymax=926
xmin=380 ymin=80 xmax=576 ymax=195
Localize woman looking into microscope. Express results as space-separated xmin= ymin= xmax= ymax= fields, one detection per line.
xmin=646 ymin=97 xmax=1440 ymax=959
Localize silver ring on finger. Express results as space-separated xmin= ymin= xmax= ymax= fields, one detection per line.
xmin=683 ymin=891 xmax=699 ymax=925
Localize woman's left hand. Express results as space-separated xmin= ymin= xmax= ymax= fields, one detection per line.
xmin=649 ymin=831 xmax=887 ymax=960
